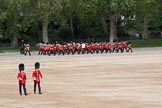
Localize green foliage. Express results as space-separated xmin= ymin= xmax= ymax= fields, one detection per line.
xmin=135 ymin=0 xmax=161 ymax=31
xmin=132 ymin=39 xmax=162 ymax=47
xmin=0 ymin=0 xmax=162 ymax=46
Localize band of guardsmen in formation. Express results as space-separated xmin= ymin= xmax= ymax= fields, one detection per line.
xmin=21 ymin=40 xmax=133 ymax=56
xmin=38 ymin=40 xmax=133 ymax=56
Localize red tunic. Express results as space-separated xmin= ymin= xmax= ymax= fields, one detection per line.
xmin=58 ymin=44 xmax=63 ymax=51
xmin=87 ymin=44 xmax=92 ymax=51
xmin=55 ymin=44 xmax=59 ymax=51
xmin=118 ymin=42 xmax=122 ymax=48
xmin=25 ymin=44 xmax=30 ymax=51
xmin=69 ymin=43 xmax=73 ymax=51
xmin=46 ymin=45 xmax=50 ymax=51
xmin=93 ymin=43 xmax=97 ymax=49
xmin=123 ymin=41 xmax=127 ymax=47
xmin=128 ymin=44 xmax=132 ymax=49
xmin=78 ymin=43 xmax=82 ymax=50
xmin=85 ymin=43 xmax=88 ymax=49
xmin=32 ymin=69 xmax=43 ymax=82
xmin=113 ymin=42 xmax=117 ymax=48
xmin=17 ymin=71 xmax=26 ymax=84
xmin=50 ymin=44 xmax=54 ymax=51
xmin=103 ymin=43 xmax=107 ymax=49
xmin=106 ymin=42 xmax=111 ymax=49
xmin=63 ymin=44 xmax=68 ymax=51
xmin=97 ymin=43 xmax=101 ymax=49
xmin=39 ymin=44 xmax=44 ymax=51
xmin=75 ymin=43 xmax=81 ymax=50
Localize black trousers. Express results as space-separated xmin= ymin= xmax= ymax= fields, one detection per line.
xmin=117 ymin=48 xmax=123 ymax=53
xmin=19 ymin=84 xmax=27 ymax=95
xmin=127 ymin=48 xmax=133 ymax=53
xmin=123 ymin=47 xmax=127 ymax=52
xmin=38 ymin=50 xmax=44 ymax=55
xmin=34 ymin=82 xmax=41 ymax=94
xmin=112 ymin=48 xmax=117 ymax=53
xmin=20 ymin=47 xmax=25 ymax=54
xmin=24 ymin=50 xmax=31 ymax=56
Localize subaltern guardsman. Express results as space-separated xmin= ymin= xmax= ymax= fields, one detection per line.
xmin=32 ymin=62 xmax=43 ymax=94
xmin=17 ymin=63 xmax=27 ymax=96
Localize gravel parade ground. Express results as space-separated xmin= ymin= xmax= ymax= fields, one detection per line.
xmin=0 ymin=47 xmax=162 ymax=108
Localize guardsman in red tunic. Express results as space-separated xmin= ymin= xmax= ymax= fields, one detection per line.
xmin=49 ymin=43 xmax=55 ymax=56
xmin=46 ymin=43 xmax=50 ymax=55
xmin=87 ymin=43 xmax=93 ymax=54
xmin=127 ymin=42 xmax=133 ymax=53
xmin=123 ymin=41 xmax=127 ymax=52
xmin=55 ymin=42 xmax=60 ymax=55
xmin=32 ymin=62 xmax=43 ymax=94
xmin=106 ymin=41 xmax=111 ymax=53
xmin=58 ymin=44 xmax=64 ymax=55
xmin=38 ymin=42 xmax=44 ymax=55
xmin=117 ymin=41 xmax=123 ymax=53
xmin=66 ymin=43 xmax=70 ymax=55
xmin=77 ymin=42 xmax=82 ymax=54
xmin=102 ymin=42 xmax=107 ymax=53
xmin=75 ymin=42 xmax=81 ymax=54
xmin=24 ymin=43 xmax=31 ymax=56
xmin=97 ymin=42 xmax=101 ymax=54
xmin=67 ymin=42 xmax=74 ymax=55
xmin=93 ymin=42 xmax=98 ymax=54
xmin=73 ymin=42 xmax=77 ymax=54
xmin=63 ymin=43 xmax=68 ymax=55
xmin=17 ymin=63 xmax=27 ymax=96
xmin=112 ymin=41 xmax=118 ymax=53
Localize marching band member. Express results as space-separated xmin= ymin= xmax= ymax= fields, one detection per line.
xmin=24 ymin=43 xmax=31 ymax=56
xmin=123 ymin=41 xmax=127 ymax=52
xmin=127 ymin=42 xmax=133 ymax=53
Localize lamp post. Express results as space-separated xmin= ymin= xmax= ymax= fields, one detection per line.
xmin=19 ymin=9 xmax=25 ymax=54
xmin=19 ymin=9 xmax=24 ymax=40
xmin=19 ymin=9 xmax=24 ymax=17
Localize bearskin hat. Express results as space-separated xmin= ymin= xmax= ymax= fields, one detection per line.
xmin=19 ymin=63 xmax=24 ymax=71
xmin=35 ymin=62 xmax=40 ymax=69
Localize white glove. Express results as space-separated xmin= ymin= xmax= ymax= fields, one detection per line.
xmin=19 ymin=77 xmax=22 ymax=80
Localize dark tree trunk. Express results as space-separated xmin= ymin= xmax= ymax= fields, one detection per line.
xmin=70 ymin=12 xmax=74 ymax=39
xmin=12 ymin=32 xmax=18 ymax=47
xmin=143 ymin=18 xmax=149 ymax=40
xmin=42 ymin=18 xmax=48 ymax=43
xmin=109 ymin=13 xmax=117 ymax=45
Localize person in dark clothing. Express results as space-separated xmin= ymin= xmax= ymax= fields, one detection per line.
xmin=20 ymin=40 xmax=25 ymax=54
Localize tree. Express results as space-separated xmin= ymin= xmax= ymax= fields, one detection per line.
xmin=135 ymin=0 xmax=160 ymax=40
xmin=4 ymin=0 xmax=27 ymax=47
xmin=0 ymin=0 xmax=8 ymax=39
xmin=95 ymin=0 xmax=136 ymax=44
xmin=79 ymin=0 xmax=108 ymax=39
xmin=30 ymin=0 xmax=62 ymax=43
